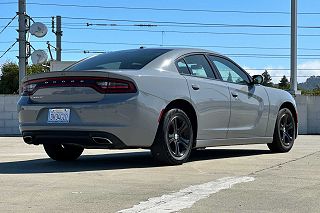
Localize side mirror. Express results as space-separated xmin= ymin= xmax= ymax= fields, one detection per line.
xmin=252 ymin=75 xmax=264 ymax=85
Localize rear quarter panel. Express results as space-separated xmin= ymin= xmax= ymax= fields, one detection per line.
xmin=264 ymin=87 xmax=297 ymax=137
xmin=107 ymin=69 xmax=192 ymax=147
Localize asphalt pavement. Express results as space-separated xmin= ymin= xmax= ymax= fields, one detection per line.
xmin=0 ymin=135 xmax=319 ymax=212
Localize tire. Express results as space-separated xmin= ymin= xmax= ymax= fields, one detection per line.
xmin=151 ymin=108 xmax=194 ymax=165
xmin=43 ymin=144 xmax=84 ymax=161
xmin=268 ymin=108 xmax=296 ymax=153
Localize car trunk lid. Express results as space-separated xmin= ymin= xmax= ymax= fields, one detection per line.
xmin=22 ymin=70 xmax=137 ymax=103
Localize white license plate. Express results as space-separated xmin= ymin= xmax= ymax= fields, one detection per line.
xmin=48 ymin=109 xmax=70 ymax=123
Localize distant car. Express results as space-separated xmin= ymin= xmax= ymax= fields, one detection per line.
xmin=18 ymin=48 xmax=298 ymax=165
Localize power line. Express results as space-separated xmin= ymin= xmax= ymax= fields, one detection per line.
xmin=0 ymin=2 xmax=16 ymax=5
xmin=61 ymin=26 xmax=320 ymax=37
xmin=0 ymin=14 xmax=18 ymax=35
xmin=0 ymin=17 xmax=15 ymax=20
xmin=62 ymin=17 xmax=291 ymax=28
xmin=2 ymin=15 xmax=320 ymax=29
xmin=63 ymin=17 xmax=320 ymax=29
xmin=27 ymin=2 xmax=290 ymax=14
xmin=3 ymin=40 xmax=320 ymax=52
xmin=59 ymin=41 xmax=320 ymax=51
xmin=0 ymin=41 xmax=17 ymax=59
xmin=4 ymin=22 xmax=320 ymax=33
xmin=227 ymin=53 xmax=320 ymax=57
xmin=90 ymin=23 xmax=317 ymax=30
xmin=246 ymin=68 xmax=320 ymax=71
xmin=2 ymin=49 xmax=320 ymax=60
xmin=26 ymin=2 xmax=320 ymax=15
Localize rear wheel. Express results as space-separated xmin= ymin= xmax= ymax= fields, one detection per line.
xmin=151 ymin=109 xmax=194 ymax=165
xmin=268 ymin=108 xmax=296 ymax=153
xmin=43 ymin=144 xmax=84 ymax=161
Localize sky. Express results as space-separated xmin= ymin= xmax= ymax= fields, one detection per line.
xmin=0 ymin=0 xmax=320 ymax=83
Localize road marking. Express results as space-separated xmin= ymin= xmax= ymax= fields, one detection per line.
xmin=0 ymin=153 xmax=46 ymax=157
xmin=118 ymin=176 xmax=254 ymax=213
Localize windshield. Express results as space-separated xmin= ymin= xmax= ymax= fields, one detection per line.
xmin=65 ymin=49 xmax=172 ymax=71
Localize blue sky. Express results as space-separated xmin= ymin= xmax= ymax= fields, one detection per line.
xmin=1 ymin=0 xmax=320 ymax=82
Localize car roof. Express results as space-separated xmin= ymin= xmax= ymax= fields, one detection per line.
xmin=140 ymin=47 xmax=230 ymax=72
xmin=139 ymin=47 xmax=221 ymax=56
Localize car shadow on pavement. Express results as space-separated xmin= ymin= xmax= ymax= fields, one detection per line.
xmin=0 ymin=148 xmax=271 ymax=174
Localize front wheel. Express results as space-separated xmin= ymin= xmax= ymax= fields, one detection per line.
xmin=43 ymin=144 xmax=84 ymax=161
xmin=268 ymin=108 xmax=296 ymax=153
xmin=151 ymin=109 xmax=194 ymax=165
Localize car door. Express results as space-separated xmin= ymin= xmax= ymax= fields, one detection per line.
xmin=208 ymin=55 xmax=269 ymax=138
xmin=176 ymin=54 xmax=230 ymax=140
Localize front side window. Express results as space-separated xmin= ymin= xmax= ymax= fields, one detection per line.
xmin=66 ymin=49 xmax=172 ymax=71
xmin=208 ymin=56 xmax=250 ymax=84
xmin=183 ymin=55 xmax=215 ymax=79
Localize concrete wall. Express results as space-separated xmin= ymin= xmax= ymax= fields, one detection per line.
xmin=0 ymin=95 xmax=20 ymax=135
xmin=0 ymin=94 xmax=319 ymax=136
xmin=295 ymin=95 xmax=320 ymax=135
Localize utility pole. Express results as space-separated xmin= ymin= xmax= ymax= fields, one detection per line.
xmin=290 ymin=0 xmax=298 ymax=94
xmin=18 ymin=0 xmax=26 ymax=93
xmin=56 ymin=16 xmax=62 ymax=61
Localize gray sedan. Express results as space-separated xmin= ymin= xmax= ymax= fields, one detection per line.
xmin=18 ymin=48 xmax=298 ymax=165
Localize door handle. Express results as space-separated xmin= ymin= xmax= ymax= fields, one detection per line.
xmin=231 ymin=92 xmax=238 ymax=98
xmin=191 ymin=84 xmax=200 ymax=90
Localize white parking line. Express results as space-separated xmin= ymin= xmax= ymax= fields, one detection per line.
xmin=118 ymin=176 xmax=254 ymax=213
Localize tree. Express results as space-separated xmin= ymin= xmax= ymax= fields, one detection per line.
xmin=261 ymin=70 xmax=274 ymax=87
xmin=27 ymin=63 xmax=49 ymax=75
xmin=227 ymin=72 xmax=233 ymax=82
xmin=0 ymin=61 xmax=49 ymax=94
xmin=0 ymin=62 xmax=19 ymax=94
xmin=278 ymin=75 xmax=290 ymax=90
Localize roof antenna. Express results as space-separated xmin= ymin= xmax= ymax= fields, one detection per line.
xmin=139 ymin=46 xmax=145 ymax=49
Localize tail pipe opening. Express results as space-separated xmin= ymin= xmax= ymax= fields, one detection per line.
xmin=23 ymin=136 xmax=33 ymax=144
xmin=92 ymin=137 xmax=113 ymax=145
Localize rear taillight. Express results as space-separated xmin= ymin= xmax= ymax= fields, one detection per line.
xmin=96 ymin=79 xmax=137 ymax=93
xmin=22 ymin=77 xmax=137 ymax=96
xmin=22 ymin=83 xmax=37 ymax=95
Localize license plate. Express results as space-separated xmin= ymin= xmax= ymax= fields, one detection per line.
xmin=48 ymin=109 xmax=70 ymax=123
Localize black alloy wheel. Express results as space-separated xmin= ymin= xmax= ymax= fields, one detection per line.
xmin=165 ymin=113 xmax=192 ymax=159
xmin=268 ymin=108 xmax=296 ymax=153
xmin=151 ymin=109 xmax=194 ymax=165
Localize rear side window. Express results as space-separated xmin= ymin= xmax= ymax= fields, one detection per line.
xmin=176 ymin=59 xmax=191 ymax=75
xmin=183 ymin=55 xmax=215 ymax=79
xmin=66 ymin=49 xmax=172 ymax=71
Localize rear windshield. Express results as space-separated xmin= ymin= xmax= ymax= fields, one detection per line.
xmin=65 ymin=49 xmax=172 ymax=71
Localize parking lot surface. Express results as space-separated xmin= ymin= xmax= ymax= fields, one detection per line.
xmin=0 ymin=135 xmax=319 ymax=212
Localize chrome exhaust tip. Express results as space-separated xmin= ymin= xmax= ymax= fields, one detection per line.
xmin=92 ymin=137 xmax=113 ymax=145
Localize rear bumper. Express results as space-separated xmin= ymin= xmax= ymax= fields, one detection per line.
xmin=22 ymin=131 xmax=129 ymax=149
xmin=18 ymin=92 xmax=167 ymax=148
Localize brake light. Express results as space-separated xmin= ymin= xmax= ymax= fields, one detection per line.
xmin=22 ymin=83 xmax=37 ymax=95
xmin=96 ymin=79 xmax=137 ymax=93
xmin=22 ymin=77 xmax=137 ymax=96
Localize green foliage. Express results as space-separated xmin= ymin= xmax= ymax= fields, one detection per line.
xmin=0 ymin=62 xmax=19 ymax=94
xmin=0 ymin=61 xmax=49 ymax=94
xmin=261 ymin=70 xmax=274 ymax=87
xmin=27 ymin=63 xmax=49 ymax=75
xmin=278 ymin=75 xmax=290 ymax=90
xmin=301 ymin=88 xmax=320 ymax=96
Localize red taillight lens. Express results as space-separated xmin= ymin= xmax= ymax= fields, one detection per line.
xmin=22 ymin=77 xmax=137 ymax=96
xmin=96 ymin=79 xmax=137 ymax=93
xmin=22 ymin=83 xmax=37 ymax=96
